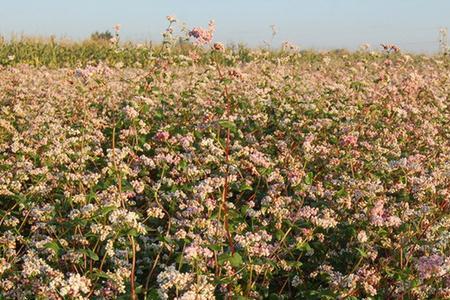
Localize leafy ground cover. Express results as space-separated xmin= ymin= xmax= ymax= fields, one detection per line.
xmin=0 ymin=38 xmax=449 ymax=299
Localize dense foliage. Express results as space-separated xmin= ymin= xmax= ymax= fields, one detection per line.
xmin=0 ymin=37 xmax=449 ymax=299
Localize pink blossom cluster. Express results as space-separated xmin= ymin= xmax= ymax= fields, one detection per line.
xmin=370 ymin=199 xmax=402 ymax=227
xmin=416 ymin=254 xmax=449 ymax=280
xmin=340 ymin=134 xmax=358 ymax=147
xmin=189 ymin=20 xmax=215 ymax=45
xmin=155 ymin=130 xmax=170 ymax=142
xmin=183 ymin=244 xmax=214 ymax=261
xmin=235 ymin=230 xmax=274 ymax=257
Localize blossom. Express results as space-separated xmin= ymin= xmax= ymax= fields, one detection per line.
xmin=123 ymin=105 xmax=139 ymax=119
xmin=235 ymin=230 xmax=274 ymax=257
xmin=213 ymin=42 xmax=225 ymax=52
xmin=370 ymin=200 xmax=402 ymax=227
xmin=147 ymin=206 xmax=165 ymax=219
xmin=114 ymin=24 xmax=121 ymax=33
xmin=131 ymin=180 xmax=145 ymax=194
xmin=189 ymin=20 xmax=215 ymax=45
xmin=109 ymin=209 xmax=147 ymax=234
xmin=357 ymin=231 xmax=368 ymax=243
xmin=292 ymin=275 xmax=302 ymax=287
xmin=166 ymin=15 xmax=176 ymax=23
xmin=155 ymin=130 xmax=170 ymax=142
xmin=416 ymin=255 xmax=449 ymax=280
xmin=183 ymin=244 xmax=213 ymax=261
xmin=157 ymin=265 xmax=193 ymax=300
xmin=59 ymin=273 xmax=91 ymax=298
xmin=340 ymin=134 xmax=358 ymax=147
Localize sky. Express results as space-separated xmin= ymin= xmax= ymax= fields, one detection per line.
xmin=0 ymin=0 xmax=449 ymax=53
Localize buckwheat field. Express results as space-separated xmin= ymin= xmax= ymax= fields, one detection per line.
xmin=0 ymin=20 xmax=449 ymax=300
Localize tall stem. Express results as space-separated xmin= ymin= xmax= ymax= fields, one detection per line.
xmin=130 ymin=236 xmax=137 ymax=300
xmin=216 ymin=63 xmax=235 ymax=254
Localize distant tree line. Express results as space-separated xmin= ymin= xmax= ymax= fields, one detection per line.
xmin=90 ymin=30 xmax=113 ymax=41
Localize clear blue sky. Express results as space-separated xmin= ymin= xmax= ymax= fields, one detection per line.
xmin=1 ymin=0 xmax=449 ymax=53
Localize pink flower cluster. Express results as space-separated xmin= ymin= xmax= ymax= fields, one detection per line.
xmin=235 ymin=230 xmax=274 ymax=257
xmin=189 ymin=20 xmax=215 ymax=45
xmin=183 ymin=244 xmax=214 ymax=261
xmin=340 ymin=134 xmax=358 ymax=147
xmin=380 ymin=43 xmax=400 ymax=53
xmin=155 ymin=130 xmax=170 ymax=142
xmin=370 ymin=200 xmax=402 ymax=227
xmin=416 ymin=255 xmax=448 ymax=280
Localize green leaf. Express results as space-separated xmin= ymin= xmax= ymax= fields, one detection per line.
xmin=218 ymin=253 xmax=229 ymax=265
xmin=239 ymin=184 xmax=253 ymax=192
xmin=335 ymin=187 xmax=347 ymax=198
xmin=178 ymin=160 xmax=188 ymax=170
xmin=356 ymin=247 xmax=368 ymax=258
xmin=92 ymin=271 xmax=110 ymax=279
xmin=135 ymin=285 xmax=143 ymax=295
xmin=240 ymin=205 xmax=250 ymax=215
xmin=287 ymin=261 xmax=303 ymax=268
xmin=304 ymin=172 xmax=314 ymax=185
xmin=80 ymin=249 xmax=99 ymax=261
xmin=229 ymin=252 xmax=243 ymax=267
xmin=145 ymin=288 xmax=160 ymax=300
xmin=44 ymin=241 xmax=61 ymax=255
xmin=154 ymin=111 xmax=164 ymax=121
xmin=96 ymin=206 xmax=116 ymax=217
xmin=221 ymin=78 xmax=232 ymax=85
xmin=127 ymin=228 xmax=140 ymax=237
xmin=218 ymin=120 xmax=236 ymax=132
xmin=275 ymin=230 xmax=283 ymax=241
xmin=207 ymin=244 xmax=222 ymax=251
xmin=218 ymin=252 xmax=243 ymax=267
xmin=296 ymin=242 xmax=312 ymax=252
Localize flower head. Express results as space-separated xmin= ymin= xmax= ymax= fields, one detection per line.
xmin=189 ymin=20 xmax=215 ymax=45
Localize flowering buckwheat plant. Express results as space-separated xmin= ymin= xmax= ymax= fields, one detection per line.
xmin=0 ymin=21 xmax=449 ymax=300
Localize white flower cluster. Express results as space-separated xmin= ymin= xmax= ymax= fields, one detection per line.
xmin=59 ymin=273 xmax=91 ymax=299
xmin=108 ymin=208 xmax=147 ymax=234
xmin=157 ymin=265 xmax=215 ymax=300
xmin=105 ymin=267 xmax=131 ymax=294
xmin=123 ymin=105 xmax=139 ymax=119
xmin=235 ymin=230 xmax=274 ymax=257
xmin=157 ymin=265 xmax=193 ymax=300
xmin=22 ymin=251 xmax=52 ymax=277
xmin=147 ymin=206 xmax=165 ymax=219
xmin=183 ymin=244 xmax=214 ymax=261
xmin=90 ymin=224 xmax=113 ymax=241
